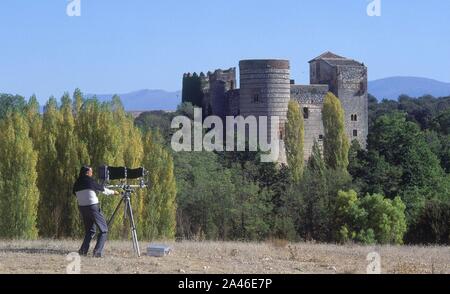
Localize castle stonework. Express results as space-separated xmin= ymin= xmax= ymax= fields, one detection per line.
xmin=239 ymin=60 xmax=291 ymax=143
xmin=309 ymin=52 xmax=368 ymax=150
xmin=182 ymin=52 xmax=368 ymax=161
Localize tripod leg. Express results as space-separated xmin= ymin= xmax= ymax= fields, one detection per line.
xmin=126 ymin=199 xmax=141 ymax=257
xmin=108 ymin=197 xmax=124 ymax=227
xmin=127 ymin=201 xmax=141 ymax=257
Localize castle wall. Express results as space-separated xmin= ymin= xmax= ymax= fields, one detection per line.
xmin=209 ymin=68 xmax=236 ymax=119
xmin=310 ymin=60 xmax=335 ymax=90
xmin=210 ymin=80 xmax=227 ymax=118
xmin=225 ymin=89 xmax=240 ymax=117
xmin=291 ymin=85 xmax=328 ymax=160
xmin=335 ymin=66 xmax=368 ymax=148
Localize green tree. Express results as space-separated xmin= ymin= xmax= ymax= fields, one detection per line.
xmin=285 ymin=100 xmax=305 ymax=183
xmin=228 ymin=164 xmax=273 ymax=241
xmin=438 ymin=134 xmax=450 ymax=173
xmin=295 ymin=141 xmax=330 ymax=241
xmin=0 ymin=113 xmax=40 ymax=239
xmin=335 ymin=190 xmax=368 ymax=243
xmin=0 ymin=94 xmax=26 ymax=120
xmin=360 ymin=194 xmax=407 ymax=244
xmin=56 ymin=93 xmax=89 ymax=237
xmin=335 ymin=190 xmax=407 ymax=245
xmin=367 ymin=112 xmax=447 ymax=225
xmin=140 ymin=131 xmax=177 ymax=240
xmin=176 ymin=102 xmax=195 ymax=120
xmin=24 ymin=95 xmax=42 ymax=150
xmin=73 ymin=88 xmax=84 ymax=115
xmin=36 ymin=97 xmax=63 ymax=237
xmin=135 ymin=111 xmax=174 ymax=143
xmin=350 ymin=149 xmax=403 ymax=198
xmin=322 ymin=92 xmax=349 ymax=171
xmin=174 ymin=151 xmax=234 ymax=240
xmin=348 ymin=140 xmax=362 ymax=178
xmin=406 ymin=199 xmax=450 ymax=245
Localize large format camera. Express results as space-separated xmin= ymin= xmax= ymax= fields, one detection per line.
xmin=98 ymin=165 xmax=148 ymax=186
xmin=97 ymin=165 xmax=149 ymax=257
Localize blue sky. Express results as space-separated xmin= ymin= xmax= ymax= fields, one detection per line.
xmin=0 ymin=0 xmax=449 ymax=103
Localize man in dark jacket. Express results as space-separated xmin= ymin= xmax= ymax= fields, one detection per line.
xmin=73 ymin=166 xmax=117 ymax=257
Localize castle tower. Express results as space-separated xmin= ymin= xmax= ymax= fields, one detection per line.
xmin=239 ymin=60 xmax=291 ymax=143
xmin=309 ymin=52 xmax=368 ymax=148
xmin=208 ymin=68 xmax=236 ymax=119
xmin=182 ymin=72 xmax=209 ymax=109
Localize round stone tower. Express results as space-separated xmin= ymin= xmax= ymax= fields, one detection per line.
xmin=239 ymin=59 xmax=291 ymax=142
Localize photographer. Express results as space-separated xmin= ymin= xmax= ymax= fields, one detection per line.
xmin=72 ymin=166 xmax=117 ymax=258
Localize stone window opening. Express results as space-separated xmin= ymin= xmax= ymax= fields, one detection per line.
xmin=319 ymin=134 xmax=324 ymax=141
xmin=353 ymin=129 xmax=358 ymax=137
xmin=358 ymin=81 xmax=366 ymax=95
xmin=253 ymin=94 xmax=260 ymax=103
xmin=303 ymin=107 xmax=309 ymax=119
xmin=351 ymin=114 xmax=358 ymax=121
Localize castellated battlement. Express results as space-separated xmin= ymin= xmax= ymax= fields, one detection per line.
xmin=239 ymin=59 xmax=290 ymax=70
xmin=182 ymin=52 xmax=368 ymax=161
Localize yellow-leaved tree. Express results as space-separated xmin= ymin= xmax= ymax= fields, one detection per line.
xmin=285 ymin=100 xmax=305 ymax=183
xmin=0 ymin=112 xmax=40 ymax=239
xmin=322 ymin=92 xmax=350 ymax=172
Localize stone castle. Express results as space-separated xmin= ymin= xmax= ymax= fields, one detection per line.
xmin=182 ymin=52 xmax=368 ymax=160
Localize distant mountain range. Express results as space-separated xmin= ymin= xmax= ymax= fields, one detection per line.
xmin=87 ymin=89 xmax=181 ymax=111
xmin=368 ymin=77 xmax=450 ymax=100
xmin=33 ymin=77 xmax=448 ymax=112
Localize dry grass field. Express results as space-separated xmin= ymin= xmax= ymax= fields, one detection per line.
xmin=0 ymin=240 xmax=448 ymax=274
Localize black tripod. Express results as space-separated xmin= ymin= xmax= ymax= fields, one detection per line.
xmin=107 ymin=185 xmax=141 ymax=257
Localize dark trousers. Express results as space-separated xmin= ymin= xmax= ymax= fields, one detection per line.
xmin=78 ymin=204 xmax=108 ymax=257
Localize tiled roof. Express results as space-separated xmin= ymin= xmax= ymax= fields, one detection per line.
xmin=309 ymin=51 xmax=364 ymax=67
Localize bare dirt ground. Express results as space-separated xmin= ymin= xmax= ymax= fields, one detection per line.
xmin=0 ymin=240 xmax=448 ymax=274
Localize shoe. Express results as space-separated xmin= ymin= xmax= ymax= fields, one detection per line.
xmin=93 ymin=252 xmax=103 ymax=258
xmin=78 ymin=250 xmax=88 ymax=257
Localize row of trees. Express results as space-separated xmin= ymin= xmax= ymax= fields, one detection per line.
xmin=1 ymin=90 xmax=448 ymax=244
xmin=0 ymin=91 xmax=176 ymax=240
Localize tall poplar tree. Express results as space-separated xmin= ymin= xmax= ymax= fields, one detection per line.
xmin=0 ymin=113 xmax=40 ymax=239
xmin=24 ymin=95 xmax=42 ymax=148
xmin=57 ymin=93 xmax=89 ymax=237
xmin=285 ymin=100 xmax=305 ymax=183
xmin=322 ymin=92 xmax=350 ymax=172
xmin=37 ymin=97 xmax=62 ymax=237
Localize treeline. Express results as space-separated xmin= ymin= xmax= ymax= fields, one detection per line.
xmin=356 ymin=95 xmax=450 ymax=244
xmin=0 ymin=91 xmax=176 ymax=240
xmin=137 ymin=94 xmax=450 ymax=245
xmin=1 ymin=91 xmax=449 ymax=244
